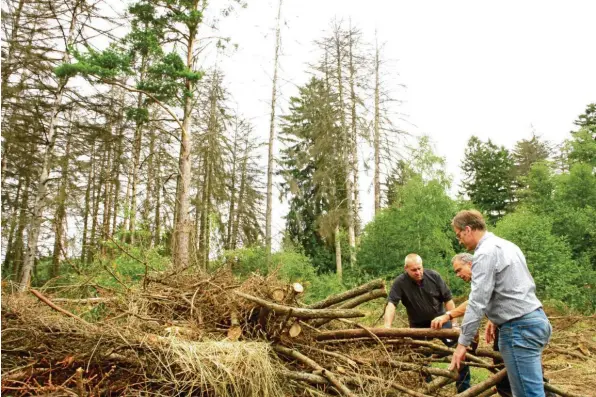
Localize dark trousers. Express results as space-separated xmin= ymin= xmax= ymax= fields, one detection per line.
xmin=412 ymin=320 xmax=471 ymax=393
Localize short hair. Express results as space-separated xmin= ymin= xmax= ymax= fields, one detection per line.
xmin=452 ymin=210 xmax=487 ymax=231
xmin=452 ymin=253 xmax=474 ymax=265
xmin=404 ymin=253 xmax=422 ymax=267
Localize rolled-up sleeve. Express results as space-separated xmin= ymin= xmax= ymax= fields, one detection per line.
xmin=458 ymin=252 xmax=497 ymax=346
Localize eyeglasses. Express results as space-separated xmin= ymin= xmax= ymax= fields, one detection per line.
xmin=455 ymin=227 xmax=468 ymax=241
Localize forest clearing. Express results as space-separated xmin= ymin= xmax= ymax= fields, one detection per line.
xmin=2 ymin=0 xmax=595 ymax=395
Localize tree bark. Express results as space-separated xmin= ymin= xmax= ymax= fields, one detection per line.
xmin=315 ymin=327 xmax=460 ymax=341
xmin=235 ymin=291 xmax=364 ymax=319
xmin=373 ymin=33 xmax=381 ymax=214
xmin=308 ymin=278 xmax=385 ymax=309
xmin=51 ymin=124 xmax=72 ymax=278
xmin=81 ymin=142 xmax=95 ymax=265
xmin=265 ymin=0 xmax=283 ymax=263
xmin=453 ymin=369 xmax=507 ymax=397
xmin=173 ymin=1 xmax=199 ymax=269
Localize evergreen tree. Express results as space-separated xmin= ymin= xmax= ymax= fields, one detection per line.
xmin=460 ymin=136 xmax=516 ymax=224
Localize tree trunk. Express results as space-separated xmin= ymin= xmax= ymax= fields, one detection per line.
xmin=347 ymin=22 xmax=360 ymax=239
xmin=373 ymin=35 xmax=381 ymax=214
xmin=334 ymin=224 xmax=342 ymax=280
xmin=153 ymin=147 xmax=162 ymax=247
xmin=265 ymin=0 xmax=283 ymax=263
xmin=142 ymin=125 xmax=156 ymax=228
xmin=334 ymin=24 xmax=356 ymax=268
xmin=81 ymin=142 xmax=95 ymax=265
xmin=129 ymin=124 xmax=142 ymax=244
xmin=111 ymin=87 xmax=126 ymax=236
xmin=173 ymin=5 xmax=199 ymax=269
xmin=232 ymin=141 xmax=248 ymax=249
xmin=3 ymin=175 xmax=23 ymax=277
xmin=51 ymin=126 xmax=72 ymax=278
xmin=226 ymin=120 xmax=240 ymax=249
xmin=101 ymin=140 xmax=113 ymax=256
xmin=88 ymin=145 xmax=106 ymax=264
xmin=12 ymin=173 xmax=30 ymax=281
xmin=19 ymin=0 xmax=82 ymax=291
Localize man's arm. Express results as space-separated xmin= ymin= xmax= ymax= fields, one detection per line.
xmin=449 ymin=252 xmax=497 ymax=371
xmin=384 ymin=302 xmax=397 ymax=328
xmin=445 ymin=299 xmax=455 ymax=311
xmin=431 ymin=300 xmax=467 ymax=329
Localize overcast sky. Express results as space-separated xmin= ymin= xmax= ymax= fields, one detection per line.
xmin=214 ymin=0 xmax=596 ymax=248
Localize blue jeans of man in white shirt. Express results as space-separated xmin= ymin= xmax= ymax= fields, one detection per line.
xmin=498 ymin=308 xmax=552 ymax=397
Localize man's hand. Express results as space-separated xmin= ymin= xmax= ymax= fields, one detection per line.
xmin=430 ymin=314 xmax=449 ymax=330
xmin=485 ymin=320 xmax=496 ymax=344
xmin=448 ymin=344 xmax=467 ymax=371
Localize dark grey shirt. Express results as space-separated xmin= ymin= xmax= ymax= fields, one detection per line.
xmin=388 ymin=269 xmax=453 ymax=327
xmin=459 ymin=232 xmax=543 ymax=346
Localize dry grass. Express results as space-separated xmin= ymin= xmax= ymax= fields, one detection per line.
xmin=150 ymin=338 xmax=285 ymax=397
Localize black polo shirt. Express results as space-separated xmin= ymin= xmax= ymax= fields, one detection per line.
xmin=388 ymin=269 xmax=453 ymax=327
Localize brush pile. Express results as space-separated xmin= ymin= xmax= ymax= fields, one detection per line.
xmin=1 ymin=267 xmax=591 ymax=397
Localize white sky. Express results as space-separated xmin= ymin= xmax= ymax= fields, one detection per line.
xmin=215 ymin=0 xmax=596 ymax=248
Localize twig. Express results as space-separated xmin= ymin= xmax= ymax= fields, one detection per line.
xmin=29 ymin=289 xmax=93 ymax=327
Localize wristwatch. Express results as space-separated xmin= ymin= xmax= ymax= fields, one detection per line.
xmin=446 ymin=311 xmax=453 ymax=320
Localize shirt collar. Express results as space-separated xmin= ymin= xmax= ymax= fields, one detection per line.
xmin=476 ymin=231 xmax=494 ymax=251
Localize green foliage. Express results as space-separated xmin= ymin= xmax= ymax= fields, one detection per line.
xmin=358 ymin=176 xmax=456 ymax=278
xmin=220 ymin=246 xmax=316 ymax=283
xmin=138 ymin=52 xmax=203 ymax=102
xmin=494 ymin=210 xmax=595 ymax=311
xmin=55 ymin=46 xmax=132 ymax=79
xmin=461 ymin=136 xmax=516 ymax=224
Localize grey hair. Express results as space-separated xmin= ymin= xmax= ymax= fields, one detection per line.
xmin=451 ymin=253 xmax=474 ymax=265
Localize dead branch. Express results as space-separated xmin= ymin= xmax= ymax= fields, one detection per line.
xmin=234 ymin=291 xmax=365 ymax=319
xmin=307 ymin=279 xmax=385 ymax=309
xmin=315 ymin=327 xmax=460 ymax=341
xmin=29 ymin=289 xmax=94 ymax=328
xmin=453 ymin=368 xmax=507 ymax=397
xmin=312 ymin=289 xmax=387 ymax=327
xmin=273 ymin=345 xmax=357 ymax=397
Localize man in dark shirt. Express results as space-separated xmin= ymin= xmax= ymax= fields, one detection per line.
xmin=383 ymin=253 xmax=471 ymax=392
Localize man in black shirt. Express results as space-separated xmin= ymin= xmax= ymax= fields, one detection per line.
xmin=383 ymin=253 xmax=471 ymax=392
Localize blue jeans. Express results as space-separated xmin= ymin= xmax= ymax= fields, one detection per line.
xmin=498 ymin=308 xmax=552 ymax=397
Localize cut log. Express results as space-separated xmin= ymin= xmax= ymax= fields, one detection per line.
xmin=288 ymin=322 xmax=302 ymax=338
xmin=307 ymin=279 xmax=385 ymax=309
xmin=227 ymin=307 xmax=242 ymax=340
xmin=273 ymin=345 xmax=357 ymax=397
xmin=271 ymin=288 xmax=285 ymax=302
xmin=453 ymin=368 xmax=507 ymax=397
xmin=315 ymin=327 xmax=459 ymax=341
xmin=235 ymin=291 xmax=365 ymax=319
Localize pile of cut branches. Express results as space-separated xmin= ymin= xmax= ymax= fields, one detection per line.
xmin=1 ymin=268 xmax=590 ymax=397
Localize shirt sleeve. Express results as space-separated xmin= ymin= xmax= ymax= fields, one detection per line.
xmin=387 ymin=277 xmax=402 ymax=306
xmin=458 ymin=252 xmax=497 ymax=346
xmin=451 ymin=300 xmax=468 ymax=318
